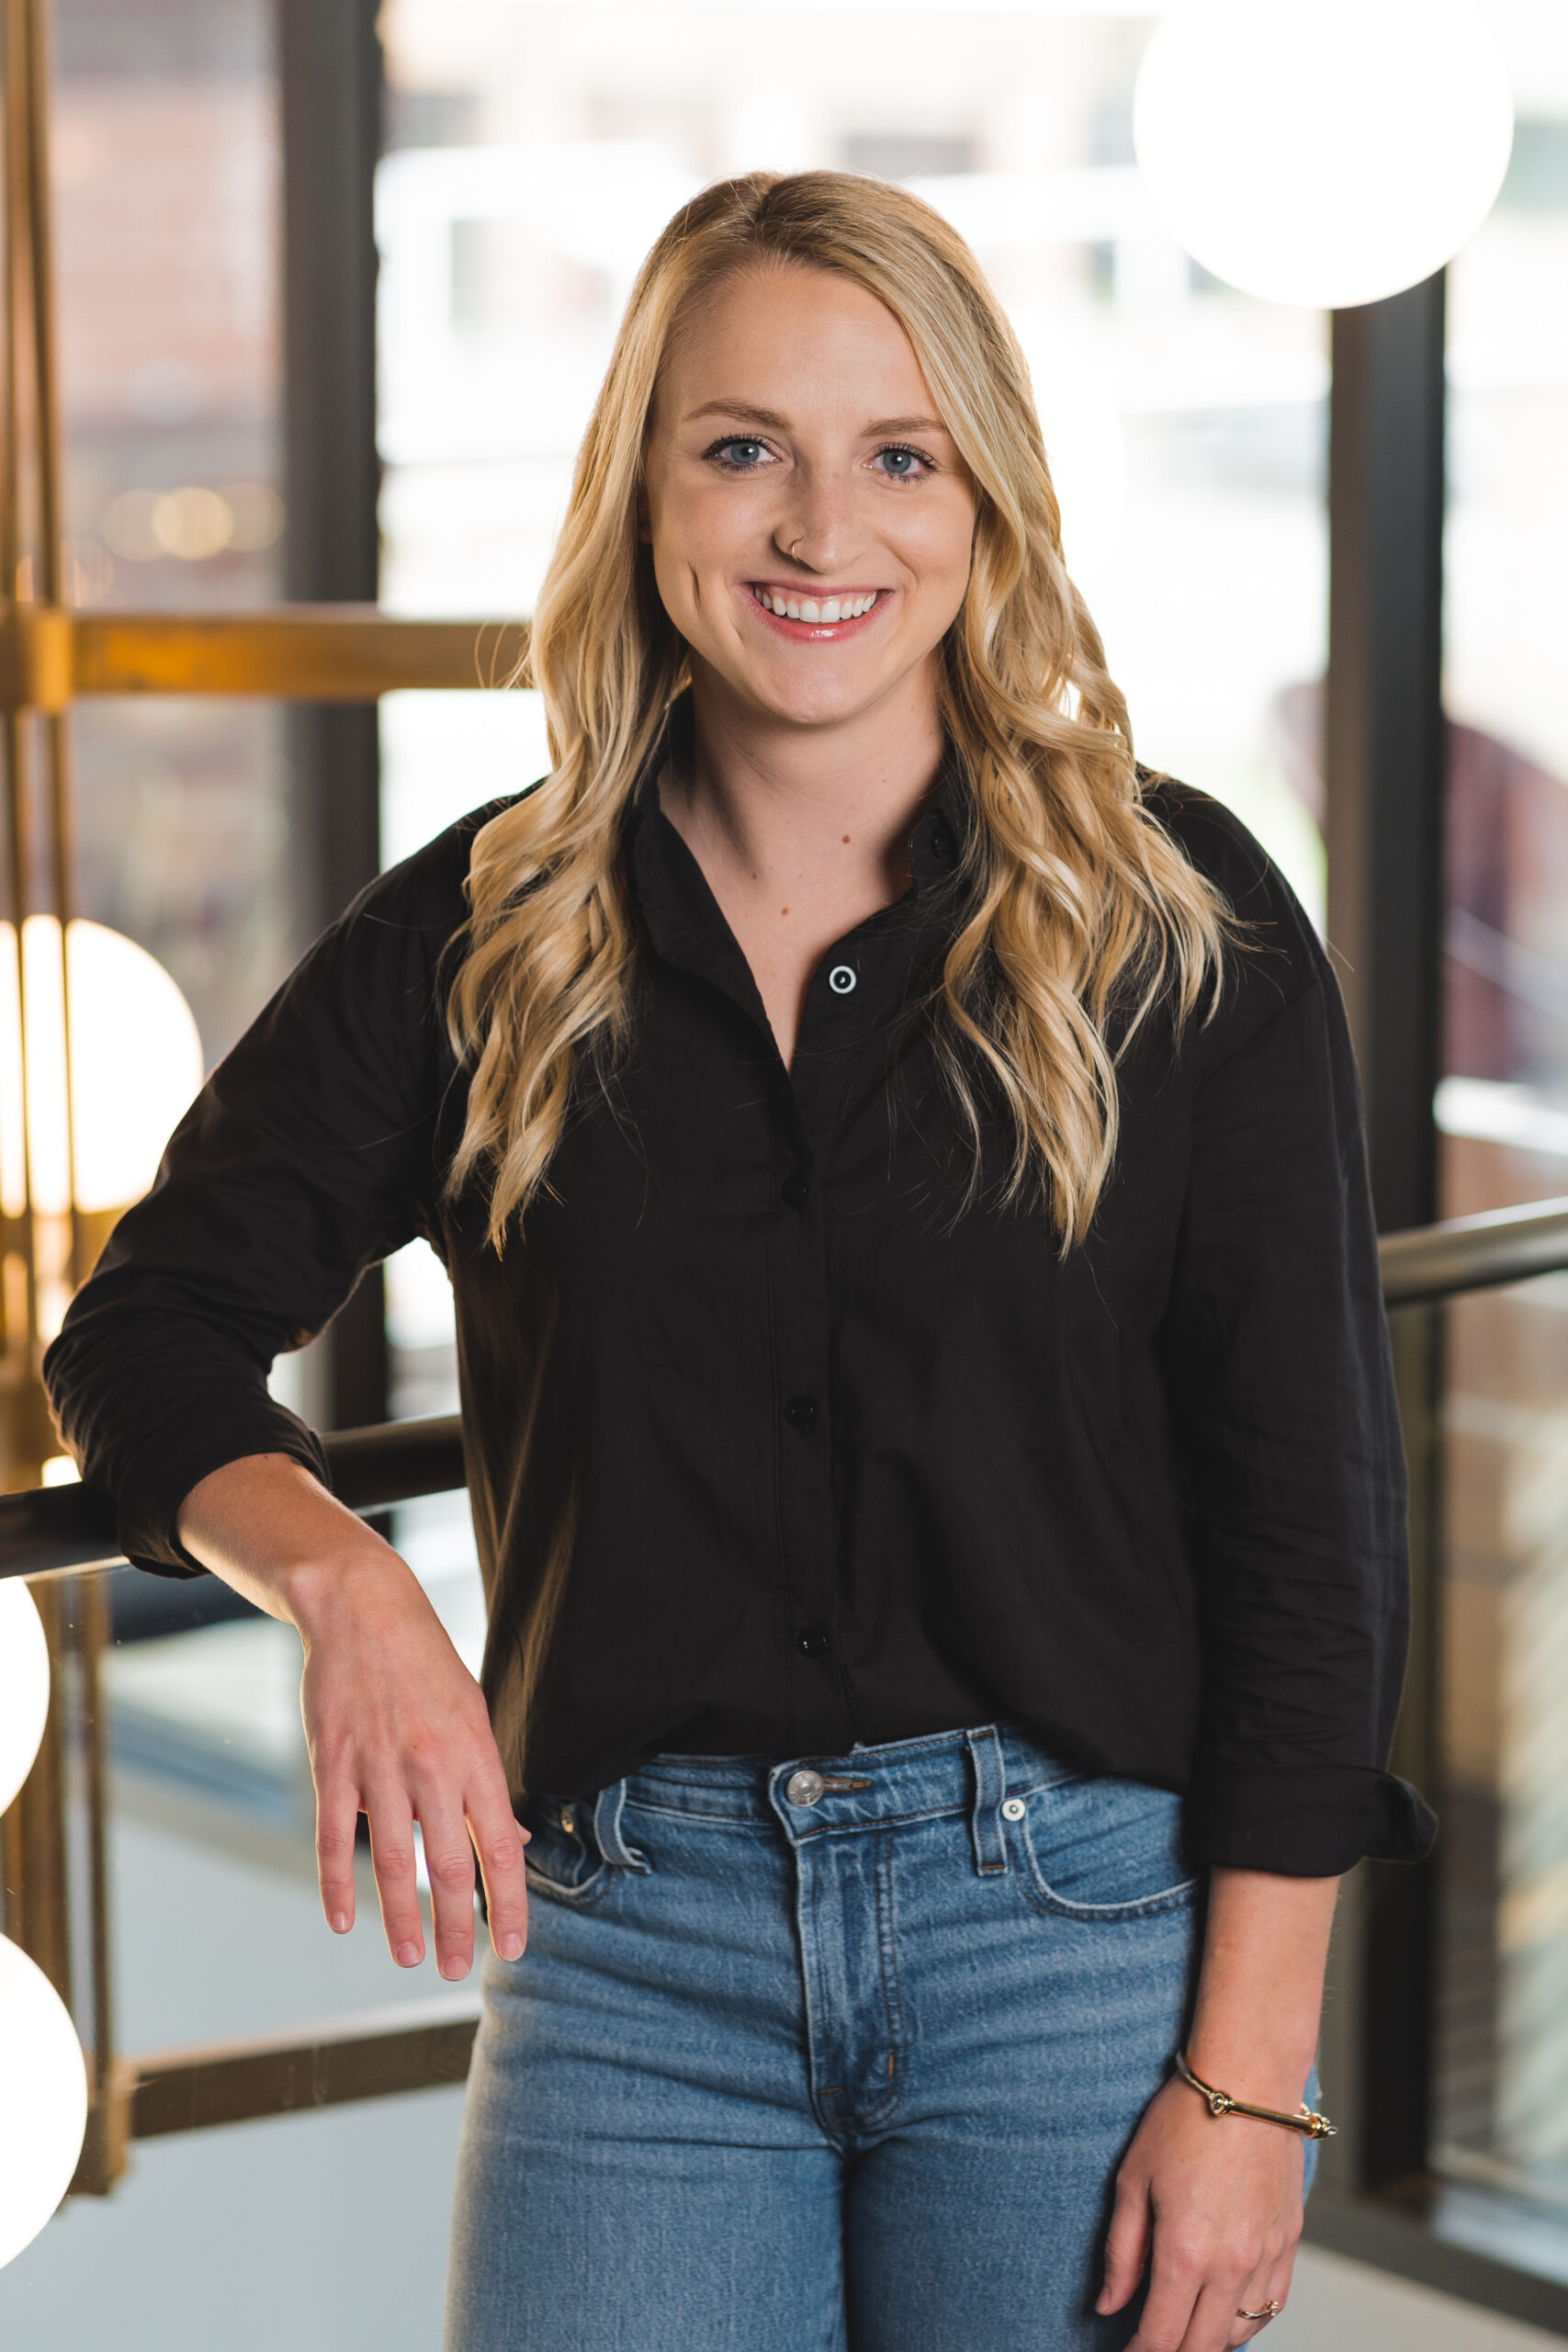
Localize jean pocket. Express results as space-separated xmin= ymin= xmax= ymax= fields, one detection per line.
xmin=521 ymin=1802 xmax=615 ymax=1910
xmin=1008 ymin=1774 xmax=1201 ymax=1921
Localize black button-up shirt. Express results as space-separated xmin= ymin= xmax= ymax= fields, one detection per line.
xmin=44 ymin=714 xmax=1434 ymax=1875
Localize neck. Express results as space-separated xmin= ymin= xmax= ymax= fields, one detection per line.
xmin=670 ymin=656 xmax=948 ymax=885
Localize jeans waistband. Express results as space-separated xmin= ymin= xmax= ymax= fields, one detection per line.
xmin=588 ymin=1722 xmax=1083 ymax=1876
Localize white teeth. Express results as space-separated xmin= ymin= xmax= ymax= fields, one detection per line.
xmin=754 ymin=587 xmax=879 ymax=620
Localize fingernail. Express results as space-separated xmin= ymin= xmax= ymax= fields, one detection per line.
xmin=396 ymin=1939 xmax=422 ymax=1967
xmin=438 ymin=1952 xmax=471 ymax=1981
xmin=330 ymin=1911 xmax=349 ymax=1935
xmin=497 ymin=1931 xmax=524 ymax=1961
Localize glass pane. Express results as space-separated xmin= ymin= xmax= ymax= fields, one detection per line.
xmin=1433 ymin=6 xmax=1568 ymax=2275
xmin=1433 ymin=1274 xmax=1568 ymax=2282
xmin=55 ymin=0 xmax=292 ymax=1067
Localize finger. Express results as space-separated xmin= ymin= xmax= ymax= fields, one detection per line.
xmin=1129 ymin=2227 xmax=1241 ymax=2352
xmin=315 ymin=1777 xmax=358 ymax=1936
xmin=1179 ymin=2280 xmax=1256 ymax=2352
xmin=1228 ymin=2256 xmax=1292 ymax=2346
xmin=417 ymin=1793 xmax=479 ymax=1980
xmin=1126 ymin=2241 xmax=1203 ymax=2352
xmin=468 ymin=1773 xmax=530 ymax=1962
xmin=1098 ymin=2173 xmax=1153 ymax=2314
xmin=366 ymin=1788 xmax=425 ymax=1967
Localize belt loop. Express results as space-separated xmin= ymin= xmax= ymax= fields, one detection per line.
xmin=592 ymin=1778 xmax=650 ymax=1872
xmin=965 ymin=1726 xmax=1009 ymax=1877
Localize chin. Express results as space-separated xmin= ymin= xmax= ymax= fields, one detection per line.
xmin=741 ymin=667 xmax=888 ymax=728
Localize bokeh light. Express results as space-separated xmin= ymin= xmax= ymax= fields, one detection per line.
xmin=0 ymin=1582 xmax=50 ymax=1815
xmin=0 ymin=1936 xmax=88 ymax=2271
xmin=0 ymin=916 xmax=205 ymax=1220
xmin=1134 ymin=0 xmax=1515 ymax=311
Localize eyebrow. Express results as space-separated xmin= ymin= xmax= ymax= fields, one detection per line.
xmin=683 ymin=400 xmax=948 ymax=438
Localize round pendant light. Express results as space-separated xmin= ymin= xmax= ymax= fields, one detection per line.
xmin=1133 ymin=0 xmax=1516 ymax=311
xmin=0 ymin=1580 xmax=50 ymax=1815
xmin=0 ymin=1935 xmax=87 ymax=2269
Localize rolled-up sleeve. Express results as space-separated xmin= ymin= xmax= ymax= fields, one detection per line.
xmin=1157 ymin=922 xmax=1437 ymax=1875
xmin=42 ymin=845 xmax=462 ymax=1577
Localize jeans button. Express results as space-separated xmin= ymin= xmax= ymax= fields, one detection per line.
xmin=1001 ymin=1796 xmax=1026 ymax=1821
xmin=786 ymin=1769 xmax=825 ymax=1806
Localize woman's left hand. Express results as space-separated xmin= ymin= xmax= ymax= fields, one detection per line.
xmin=1097 ymin=2073 xmax=1303 ymax=2349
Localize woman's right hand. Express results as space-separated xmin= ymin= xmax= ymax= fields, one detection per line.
xmin=177 ymin=1453 xmax=530 ymax=1980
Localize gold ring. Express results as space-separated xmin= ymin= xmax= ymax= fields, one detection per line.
xmin=1237 ymin=2302 xmax=1280 ymax=2324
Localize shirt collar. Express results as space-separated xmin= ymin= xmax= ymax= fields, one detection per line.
xmin=626 ymin=688 xmax=972 ymax=943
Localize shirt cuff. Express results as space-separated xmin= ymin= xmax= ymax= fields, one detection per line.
xmin=114 ymin=1407 xmax=333 ymax=1577
xmin=1190 ymin=1761 xmax=1438 ymax=1875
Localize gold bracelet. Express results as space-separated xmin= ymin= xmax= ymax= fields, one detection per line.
xmin=1176 ymin=2051 xmax=1337 ymax=2140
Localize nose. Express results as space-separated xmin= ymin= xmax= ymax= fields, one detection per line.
xmin=774 ymin=465 xmax=858 ymax=576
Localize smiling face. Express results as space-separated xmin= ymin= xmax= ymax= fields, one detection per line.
xmin=641 ymin=261 xmax=977 ymax=736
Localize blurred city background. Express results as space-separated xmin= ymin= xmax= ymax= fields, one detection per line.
xmin=2 ymin=1 xmax=1567 ymax=2344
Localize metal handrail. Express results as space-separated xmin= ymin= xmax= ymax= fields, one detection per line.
xmin=4 ymin=1193 xmax=1567 ymax=1584
xmin=1378 ymin=1194 xmax=1568 ymax=1306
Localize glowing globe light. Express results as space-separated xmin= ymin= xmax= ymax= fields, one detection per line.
xmin=0 ymin=917 xmax=204 ymax=1220
xmin=0 ymin=1581 xmax=50 ymax=1814
xmin=0 ymin=1935 xmax=88 ymax=2269
xmin=1133 ymin=0 xmax=1516 ymax=311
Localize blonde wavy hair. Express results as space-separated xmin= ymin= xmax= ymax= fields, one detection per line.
xmin=447 ymin=170 xmax=1235 ymax=1251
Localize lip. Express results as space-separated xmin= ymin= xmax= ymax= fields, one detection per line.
xmin=744 ymin=582 xmax=893 ymax=641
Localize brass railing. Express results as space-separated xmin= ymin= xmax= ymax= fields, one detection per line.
xmin=1 ymin=1193 xmax=1566 ymax=2151
xmin=0 ymin=604 xmax=530 ymax=710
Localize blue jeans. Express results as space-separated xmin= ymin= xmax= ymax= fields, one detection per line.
xmin=446 ymin=1724 xmax=1314 ymax=2350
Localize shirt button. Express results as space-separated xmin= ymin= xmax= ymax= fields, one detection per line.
xmin=781 ymin=1170 xmax=809 ymax=1211
xmin=796 ymin=1623 xmax=831 ymax=1659
xmin=783 ymin=1394 xmax=818 ymax=1434
xmin=785 ymin=1769 xmax=825 ymax=1806
xmin=827 ymin=964 xmax=857 ymax=995
xmin=931 ymin=824 xmax=953 ymax=863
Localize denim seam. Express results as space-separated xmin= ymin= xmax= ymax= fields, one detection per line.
xmin=1008 ymin=1810 xmax=1201 ymax=1920
xmin=619 ymin=1800 xmax=779 ymax=1832
xmin=797 ymin=1849 xmax=847 ymax=2149
xmin=522 ymin=1859 xmax=615 ymax=1908
xmin=763 ymin=1781 xmax=1062 ymax=1839
xmin=1020 ymin=1878 xmax=1202 ymax=1922
xmin=853 ymin=1825 xmax=908 ymax=2134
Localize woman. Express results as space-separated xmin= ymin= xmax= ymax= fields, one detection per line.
xmin=46 ymin=173 xmax=1431 ymax=2351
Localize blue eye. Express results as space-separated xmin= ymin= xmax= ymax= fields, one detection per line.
xmin=709 ymin=438 xmax=769 ymax=469
xmin=874 ymin=445 xmax=931 ymax=482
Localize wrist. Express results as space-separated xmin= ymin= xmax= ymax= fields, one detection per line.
xmin=1181 ymin=2036 xmax=1317 ymax=2112
xmin=278 ymin=1534 xmax=421 ymax=1641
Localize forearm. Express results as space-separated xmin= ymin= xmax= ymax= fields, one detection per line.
xmin=176 ymin=1451 xmax=421 ymax=1634
xmin=178 ymin=1449 xmax=529 ymax=1976
xmin=1187 ymin=1866 xmax=1339 ymax=2108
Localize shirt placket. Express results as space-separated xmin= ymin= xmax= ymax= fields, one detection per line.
xmin=767 ymin=957 xmax=865 ymax=1756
